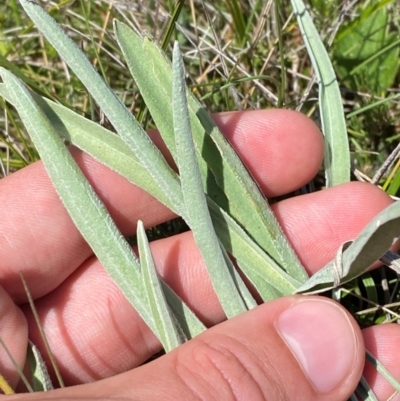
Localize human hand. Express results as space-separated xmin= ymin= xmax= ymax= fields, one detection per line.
xmin=0 ymin=109 xmax=398 ymax=400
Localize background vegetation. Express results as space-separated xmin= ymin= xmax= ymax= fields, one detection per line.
xmin=0 ymin=0 xmax=399 ymax=331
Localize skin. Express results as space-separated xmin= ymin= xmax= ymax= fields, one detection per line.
xmin=0 ymin=109 xmax=399 ymax=400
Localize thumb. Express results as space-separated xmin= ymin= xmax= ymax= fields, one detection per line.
xmin=8 ymin=296 xmax=364 ymax=401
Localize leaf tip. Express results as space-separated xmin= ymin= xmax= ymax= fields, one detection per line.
xmin=137 ymin=219 xmax=145 ymax=234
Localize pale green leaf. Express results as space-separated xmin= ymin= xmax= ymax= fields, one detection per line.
xmin=114 ymin=20 xmax=308 ymax=283
xmin=290 ymin=0 xmax=350 ymax=187
xmin=137 ymin=221 xmax=185 ymax=352
xmin=2 ymin=2 xmax=305 ymax=301
xmin=0 ymin=67 xmax=158 ymax=334
xmin=297 ymin=200 xmax=400 ymax=294
xmin=219 ymin=245 xmax=258 ymax=310
xmin=19 ymin=0 xmax=184 ymax=216
xmin=0 ymin=83 xmax=175 ymax=212
xmin=26 ymin=341 xmax=53 ymax=392
xmin=0 ymin=76 xmax=206 ymax=340
xmin=0 ymin=69 xmax=209 ymax=338
xmin=207 ymin=198 xmax=300 ymax=298
xmin=160 ymin=282 xmax=206 ymax=339
xmin=235 ymin=259 xmax=283 ymax=301
xmin=0 ymin=83 xmax=301 ymax=300
xmin=172 ymin=42 xmax=248 ymax=317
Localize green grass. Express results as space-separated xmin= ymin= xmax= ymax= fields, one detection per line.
xmin=0 ymin=0 xmax=400 ymax=385
xmin=1 ymin=0 xmax=399 ymax=180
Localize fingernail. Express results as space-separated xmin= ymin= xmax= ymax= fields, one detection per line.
xmin=276 ymin=299 xmax=357 ymax=393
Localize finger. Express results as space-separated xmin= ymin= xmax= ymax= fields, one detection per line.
xmin=14 ymin=297 xmax=365 ymax=401
xmin=362 ymin=324 xmax=400 ymax=401
xmin=211 ymin=109 xmax=324 ymax=197
xmin=0 ymin=286 xmax=28 ymax=389
xmin=271 ymin=181 xmax=393 ymax=275
xmin=22 ymin=233 xmax=219 ymax=385
xmin=24 ymin=181 xmax=392 ymax=385
xmin=0 ymin=109 xmax=322 ymax=302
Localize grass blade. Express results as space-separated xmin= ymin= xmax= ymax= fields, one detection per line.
xmin=346 ymin=93 xmax=400 ymax=119
xmin=137 ymin=221 xmax=185 ymax=352
xmin=19 ymin=0 xmax=184 ymax=216
xmin=172 ymin=42 xmax=248 ymax=317
xmin=290 ymin=0 xmax=350 ymax=187
xmin=114 ymin=21 xmax=307 ymax=282
xmin=20 ymin=272 xmax=63 ymax=388
xmin=0 ymin=336 xmax=32 ymax=393
xmin=236 ymin=259 xmax=283 ymax=301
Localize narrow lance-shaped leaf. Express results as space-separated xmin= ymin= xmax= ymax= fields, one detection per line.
xmin=219 ymin=245 xmax=258 ymax=310
xmin=0 ymin=83 xmax=301 ymax=300
xmin=0 ymin=67 xmax=158 ymax=334
xmin=114 ymin=20 xmax=308 ymax=283
xmin=0 ymin=83 xmax=303 ymax=299
xmin=0 ymin=71 xmax=207 ymax=340
xmin=13 ymin=0 xmax=309 ymax=292
xmin=137 ymin=221 xmax=185 ymax=352
xmin=290 ymin=0 xmax=350 ymax=187
xmin=159 ymin=281 xmax=206 ymax=339
xmin=0 ymin=83 xmax=175 ymax=212
xmin=19 ymin=0 xmax=185 ymax=216
xmin=207 ymin=198 xmax=300 ymax=298
xmin=297 ymin=200 xmax=400 ymax=294
xmin=172 ymin=42 xmax=249 ymax=317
